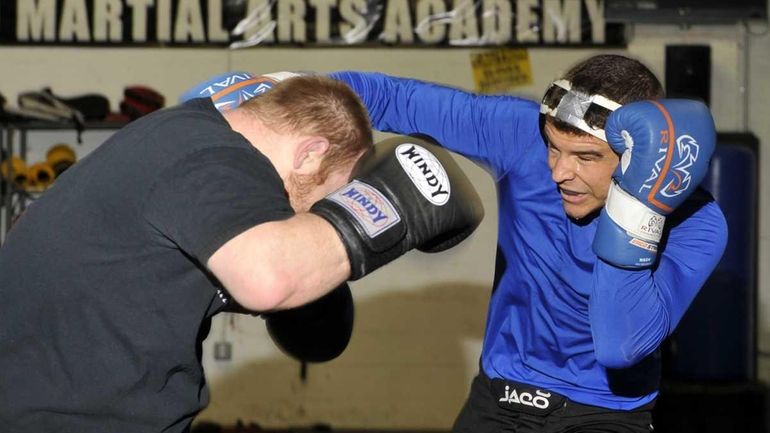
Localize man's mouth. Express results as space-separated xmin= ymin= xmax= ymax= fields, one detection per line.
xmin=559 ymin=187 xmax=587 ymax=204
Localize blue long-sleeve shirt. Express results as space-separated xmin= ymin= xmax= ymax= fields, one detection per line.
xmin=332 ymin=71 xmax=728 ymax=409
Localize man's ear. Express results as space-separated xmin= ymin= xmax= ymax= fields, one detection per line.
xmin=293 ymin=136 xmax=330 ymax=174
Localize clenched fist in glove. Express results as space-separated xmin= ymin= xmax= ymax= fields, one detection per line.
xmin=264 ymin=283 xmax=354 ymax=363
xmin=311 ymin=135 xmax=485 ymax=280
xmin=592 ymin=99 xmax=716 ymax=268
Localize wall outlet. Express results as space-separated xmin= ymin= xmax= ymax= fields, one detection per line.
xmin=214 ymin=341 xmax=232 ymax=361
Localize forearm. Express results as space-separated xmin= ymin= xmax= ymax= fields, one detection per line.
xmin=208 ymin=213 xmax=350 ymax=312
xmin=590 ymin=200 xmax=727 ymax=368
xmin=269 ymin=213 xmax=351 ymax=309
xmin=331 ymin=71 xmax=522 ymax=165
xmin=589 ymin=263 xmax=669 ymax=368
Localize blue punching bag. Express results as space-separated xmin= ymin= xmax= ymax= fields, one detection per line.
xmin=667 ymin=133 xmax=759 ymax=382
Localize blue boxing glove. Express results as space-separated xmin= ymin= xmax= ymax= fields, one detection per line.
xmin=592 ymin=99 xmax=716 ymax=268
xmin=179 ymin=71 xmax=299 ymax=112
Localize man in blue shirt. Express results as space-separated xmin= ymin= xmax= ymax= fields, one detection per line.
xmin=330 ymin=54 xmax=727 ymax=432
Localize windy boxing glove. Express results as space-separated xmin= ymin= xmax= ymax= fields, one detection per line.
xmin=311 ymin=135 xmax=484 ymax=280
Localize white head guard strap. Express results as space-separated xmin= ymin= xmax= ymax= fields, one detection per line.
xmin=539 ymin=79 xmax=622 ymax=142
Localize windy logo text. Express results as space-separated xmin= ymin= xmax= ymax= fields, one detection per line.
xmin=395 ymin=144 xmax=451 ymax=206
xmin=326 ymin=180 xmax=401 ymax=238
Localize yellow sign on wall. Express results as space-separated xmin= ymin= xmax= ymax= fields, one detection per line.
xmin=471 ymin=49 xmax=533 ymax=94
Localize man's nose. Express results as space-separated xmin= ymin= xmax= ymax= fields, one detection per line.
xmin=550 ymin=155 xmax=576 ymax=183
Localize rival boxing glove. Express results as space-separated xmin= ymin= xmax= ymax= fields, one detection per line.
xmin=179 ymin=71 xmax=300 ymax=112
xmin=310 ymin=135 xmax=484 ymax=280
xmin=263 ymin=283 xmax=354 ymax=363
xmin=592 ymin=99 xmax=716 ymax=268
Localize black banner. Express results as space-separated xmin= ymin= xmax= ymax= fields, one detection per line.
xmin=0 ymin=0 xmax=625 ymax=47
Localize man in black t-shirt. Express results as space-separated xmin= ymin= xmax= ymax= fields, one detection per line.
xmin=0 ymin=75 xmax=483 ymax=432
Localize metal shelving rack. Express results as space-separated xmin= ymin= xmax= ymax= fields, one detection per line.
xmin=0 ymin=120 xmax=125 ymax=245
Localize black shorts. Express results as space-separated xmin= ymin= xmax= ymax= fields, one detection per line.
xmin=452 ymin=370 xmax=655 ymax=433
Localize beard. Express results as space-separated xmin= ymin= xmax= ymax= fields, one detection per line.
xmin=287 ymin=172 xmax=324 ymax=213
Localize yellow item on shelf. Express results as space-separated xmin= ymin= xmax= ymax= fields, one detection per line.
xmin=46 ymin=143 xmax=77 ymax=177
xmin=27 ymin=162 xmax=56 ymax=191
xmin=1 ymin=156 xmax=29 ymax=188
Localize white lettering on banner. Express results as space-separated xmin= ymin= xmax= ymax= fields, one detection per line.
xmin=11 ymin=0 xmax=610 ymax=45
xmin=414 ymin=0 xmax=447 ymax=44
xmin=585 ymin=0 xmax=604 ymax=43
xmin=278 ymin=0 xmax=305 ymax=42
xmin=175 ymin=0 xmax=206 ymax=42
xmin=310 ymin=0 xmax=336 ymax=42
xmin=517 ymin=0 xmax=539 ymax=43
xmin=389 ymin=0 xmax=597 ymax=45
xmin=482 ymin=0 xmax=512 ymax=45
xmin=208 ymin=0 xmax=230 ymax=41
xmin=93 ymin=0 xmax=123 ymax=42
xmin=448 ymin=0 xmax=480 ymax=46
xmin=542 ymin=0 xmax=580 ymax=43
xmin=17 ymin=0 xmax=56 ymax=41
xmin=382 ymin=0 xmax=413 ymax=43
xmin=339 ymin=0 xmax=371 ymax=43
xmin=157 ymin=0 xmax=172 ymax=42
xmin=126 ymin=0 xmax=152 ymax=42
xmin=59 ymin=0 xmax=91 ymax=42
xmin=15 ymin=0 xmax=233 ymax=43
xmin=239 ymin=0 xmax=277 ymax=46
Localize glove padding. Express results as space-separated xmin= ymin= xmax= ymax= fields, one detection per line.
xmin=311 ymin=135 xmax=484 ymax=280
xmin=179 ymin=71 xmax=299 ymax=112
xmin=263 ymin=283 xmax=354 ymax=363
xmin=593 ymin=99 xmax=716 ymax=268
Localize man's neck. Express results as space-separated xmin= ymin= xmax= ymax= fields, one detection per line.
xmin=224 ymin=109 xmax=292 ymax=183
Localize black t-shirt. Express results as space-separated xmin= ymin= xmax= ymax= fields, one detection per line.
xmin=0 ymin=99 xmax=294 ymax=432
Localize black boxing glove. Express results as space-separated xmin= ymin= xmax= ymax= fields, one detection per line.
xmin=310 ymin=135 xmax=484 ymax=280
xmin=263 ymin=283 xmax=354 ymax=363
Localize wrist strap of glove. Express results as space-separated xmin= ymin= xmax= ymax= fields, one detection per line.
xmin=605 ymin=182 xmax=666 ymax=243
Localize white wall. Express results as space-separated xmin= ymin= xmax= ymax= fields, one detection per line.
xmin=1 ymin=18 xmax=768 ymax=430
